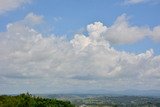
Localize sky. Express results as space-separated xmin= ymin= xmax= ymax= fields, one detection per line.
xmin=0 ymin=0 xmax=160 ymax=94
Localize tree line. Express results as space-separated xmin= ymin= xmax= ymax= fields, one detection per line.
xmin=0 ymin=93 xmax=75 ymax=107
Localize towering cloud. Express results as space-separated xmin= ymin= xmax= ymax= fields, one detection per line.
xmin=86 ymin=14 xmax=160 ymax=44
xmin=0 ymin=13 xmax=160 ymax=94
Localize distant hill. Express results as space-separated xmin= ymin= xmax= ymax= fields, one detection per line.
xmin=119 ymin=89 xmax=160 ymax=97
xmin=56 ymin=89 xmax=160 ymax=97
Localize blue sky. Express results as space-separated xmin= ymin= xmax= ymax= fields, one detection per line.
xmin=0 ymin=0 xmax=160 ymax=94
xmin=1 ymin=0 xmax=160 ymax=54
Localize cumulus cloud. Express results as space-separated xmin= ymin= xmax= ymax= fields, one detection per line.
xmin=0 ymin=13 xmax=160 ymax=94
xmin=70 ymin=34 xmax=91 ymax=50
xmin=86 ymin=14 xmax=160 ymax=44
xmin=151 ymin=26 xmax=160 ymax=42
xmin=87 ymin=22 xmax=107 ymax=40
xmin=0 ymin=0 xmax=32 ymax=15
xmin=104 ymin=14 xmax=150 ymax=44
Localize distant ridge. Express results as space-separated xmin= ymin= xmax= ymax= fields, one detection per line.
xmin=120 ymin=89 xmax=160 ymax=97
xmin=50 ymin=89 xmax=160 ymax=97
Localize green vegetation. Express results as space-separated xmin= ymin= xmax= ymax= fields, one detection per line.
xmin=0 ymin=93 xmax=75 ymax=107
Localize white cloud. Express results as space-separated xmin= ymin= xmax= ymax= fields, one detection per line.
xmin=0 ymin=0 xmax=32 ymax=15
xmin=0 ymin=13 xmax=160 ymax=94
xmin=24 ymin=12 xmax=44 ymax=25
xmin=151 ymin=26 xmax=160 ymax=42
xmin=87 ymin=22 xmax=107 ymax=40
xmin=86 ymin=14 xmax=160 ymax=44
xmin=104 ymin=14 xmax=150 ymax=44
xmin=70 ymin=34 xmax=91 ymax=50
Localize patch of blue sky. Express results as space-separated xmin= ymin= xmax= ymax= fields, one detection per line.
xmin=114 ymin=37 xmax=160 ymax=55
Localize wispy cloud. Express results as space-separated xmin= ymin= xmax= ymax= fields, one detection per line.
xmin=0 ymin=13 xmax=160 ymax=93
xmin=123 ymin=0 xmax=160 ymax=5
xmin=53 ymin=16 xmax=62 ymax=22
xmin=124 ymin=0 xmax=146 ymax=5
